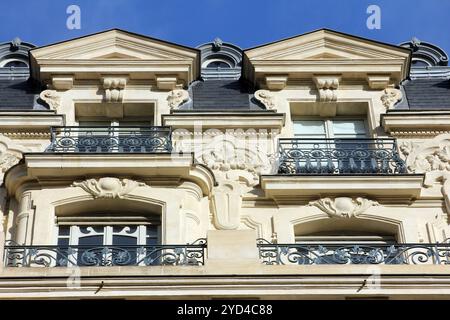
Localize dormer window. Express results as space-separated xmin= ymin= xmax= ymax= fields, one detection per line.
xmin=3 ymin=60 xmax=28 ymax=68
xmin=206 ymin=61 xmax=231 ymax=69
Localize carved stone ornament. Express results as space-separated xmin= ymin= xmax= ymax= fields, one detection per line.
xmin=313 ymin=76 xmax=340 ymax=102
xmin=102 ymin=77 xmax=127 ymax=103
xmin=211 ymin=181 xmax=242 ymax=230
xmin=167 ymin=89 xmax=189 ymax=110
xmin=39 ymin=90 xmax=60 ymax=111
xmin=254 ymin=90 xmax=275 ymax=110
xmin=381 ymin=88 xmax=402 ymax=109
xmin=424 ymin=172 xmax=450 ymax=217
xmin=405 ymin=134 xmax=450 ymax=173
xmin=72 ymin=177 xmax=145 ymax=199
xmin=309 ymin=197 xmax=379 ymax=218
xmin=196 ymin=137 xmax=273 ymax=187
xmin=0 ymin=153 xmax=19 ymax=173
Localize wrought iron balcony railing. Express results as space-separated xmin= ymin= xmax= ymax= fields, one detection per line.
xmin=4 ymin=240 xmax=206 ymax=267
xmin=46 ymin=126 xmax=173 ymax=153
xmin=257 ymin=239 xmax=450 ymax=265
xmin=277 ymin=138 xmax=407 ymax=175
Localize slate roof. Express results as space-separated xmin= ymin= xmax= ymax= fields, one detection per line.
xmin=189 ymin=80 xmax=263 ymax=110
xmin=0 ymin=79 xmax=46 ymax=110
xmin=402 ymin=78 xmax=450 ymax=109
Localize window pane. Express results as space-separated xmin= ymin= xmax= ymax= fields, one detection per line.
xmin=78 ymin=235 xmax=103 ymax=247
xmin=332 ymin=120 xmax=367 ymax=137
xmin=58 ymin=226 xmax=70 ymax=237
xmin=293 ymin=120 xmax=326 ymax=137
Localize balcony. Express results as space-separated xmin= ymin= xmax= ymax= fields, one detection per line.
xmin=277 ymin=138 xmax=407 ymax=175
xmin=46 ymin=126 xmax=173 ymax=153
xmin=3 ymin=240 xmax=206 ymax=267
xmin=257 ymin=239 xmax=450 ymax=265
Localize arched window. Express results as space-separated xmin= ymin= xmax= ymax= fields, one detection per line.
xmin=206 ymin=61 xmax=231 ymax=68
xmin=54 ymin=200 xmax=162 ymax=266
xmin=290 ymin=218 xmax=401 ymax=265
xmin=3 ymin=60 xmax=28 ymax=68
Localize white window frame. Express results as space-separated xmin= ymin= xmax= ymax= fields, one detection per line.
xmin=292 ymin=116 xmax=369 ymax=139
xmin=56 ymin=224 xmax=161 ymax=267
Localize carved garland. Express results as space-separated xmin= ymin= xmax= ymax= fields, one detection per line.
xmin=403 ymin=134 xmax=450 ymax=173
xmin=309 ymin=197 xmax=379 ymax=218
xmin=72 ymin=177 xmax=145 ymax=199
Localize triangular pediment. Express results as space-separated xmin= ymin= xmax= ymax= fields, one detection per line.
xmin=30 ymin=29 xmax=199 ymax=61
xmin=30 ymin=29 xmax=200 ymax=84
xmin=244 ymin=29 xmax=410 ymax=61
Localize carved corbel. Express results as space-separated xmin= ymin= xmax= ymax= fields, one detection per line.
xmin=265 ymin=75 xmax=288 ymax=90
xmin=156 ymin=76 xmax=178 ymax=90
xmin=254 ymin=90 xmax=275 ymax=110
xmin=102 ymin=77 xmax=128 ymax=103
xmin=167 ymin=89 xmax=190 ymax=110
xmin=309 ymin=197 xmax=378 ymax=218
xmin=211 ymin=181 xmax=242 ymax=230
xmin=313 ymin=75 xmax=341 ymax=102
xmin=51 ymin=75 xmax=74 ymax=90
xmin=381 ymin=88 xmax=402 ymax=109
xmin=39 ymin=90 xmax=61 ymax=111
xmin=366 ymin=74 xmax=391 ymax=89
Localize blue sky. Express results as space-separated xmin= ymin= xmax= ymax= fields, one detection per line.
xmin=0 ymin=0 xmax=449 ymax=54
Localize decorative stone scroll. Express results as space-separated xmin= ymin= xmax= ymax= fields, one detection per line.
xmin=381 ymin=88 xmax=402 ymax=109
xmin=167 ymin=89 xmax=189 ymax=110
xmin=72 ymin=177 xmax=145 ymax=199
xmin=39 ymin=90 xmax=61 ymax=111
xmin=254 ymin=90 xmax=275 ymax=110
xmin=309 ymin=197 xmax=379 ymax=218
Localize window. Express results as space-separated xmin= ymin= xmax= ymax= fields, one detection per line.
xmin=294 ymin=232 xmax=399 ymax=265
xmin=206 ymin=61 xmax=231 ymax=68
xmin=3 ymin=60 xmax=28 ymax=68
xmin=57 ymin=224 xmax=160 ymax=266
xmin=291 ymin=118 xmax=375 ymax=174
xmin=293 ymin=119 xmax=368 ymax=139
xmin=76 ymin=120 xmax=155 ymax=152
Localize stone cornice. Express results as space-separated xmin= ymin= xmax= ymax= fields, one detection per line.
xmin=162 ymin=112 xmax=285 ymax=130
xmin=260 ymin=175 xmax=424 ymax=203
xmin=5 ymin=153 xmax=215 ymax=197
xmin=0 ymin=113 xmax=64 ymax=132
xmin=382 ymin=112 xmax=450 ymax=136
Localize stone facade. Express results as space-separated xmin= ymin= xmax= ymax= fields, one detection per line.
xmin=0 ymin=28 xmax=450 ymax=299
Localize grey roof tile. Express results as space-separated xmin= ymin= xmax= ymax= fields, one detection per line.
xmin=0 ymin=79 xmax=47 ymax=110
xmin=402 ymin=78 xmax=450 ymax=109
